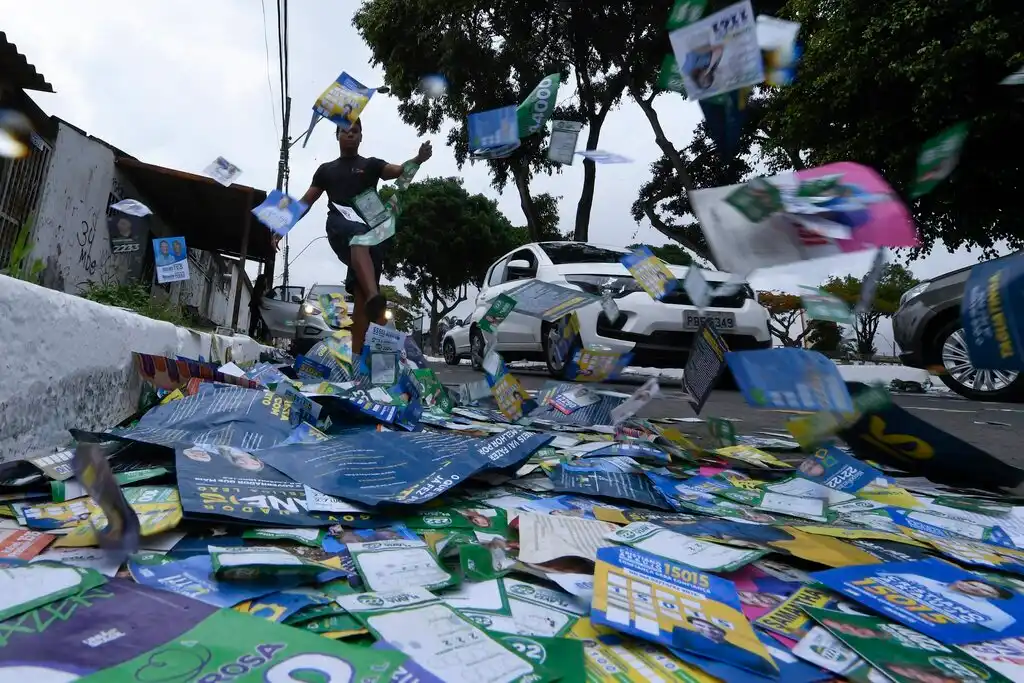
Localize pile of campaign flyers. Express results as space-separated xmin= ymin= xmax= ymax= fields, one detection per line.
xmin=5 ymin=310 xmax=1024 ymax=682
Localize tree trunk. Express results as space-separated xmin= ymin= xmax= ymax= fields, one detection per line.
xmin=633 ymin=89 xmax=695 ymax=191
xmin=427 ymin=285 xmax=441 ymax=354
xmin=573 ymin=120 xmax=605 ymax=242
xmin=511 ymin=159 xmax=542 ymax=243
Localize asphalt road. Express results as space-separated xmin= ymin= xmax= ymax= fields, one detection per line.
xmin=430 ymin=362 xmax=1024 ymax=468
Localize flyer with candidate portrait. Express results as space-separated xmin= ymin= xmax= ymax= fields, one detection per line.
xmin=152 ymin=236 xmax=189 ymax=283
xmin=252 ymin=189 xmax=307 ymax=237
xmin=591 ymin=545 xmax=778 ymax=677
xmin=813 ymin=558 xmax=1024 ymax=645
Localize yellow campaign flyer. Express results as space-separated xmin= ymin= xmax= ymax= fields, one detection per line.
xmin=591 ymin=545 xmax=777 ymax=677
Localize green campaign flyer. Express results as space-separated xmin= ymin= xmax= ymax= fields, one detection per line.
xmin=805 ymin=606 xmax=1011 ymax=683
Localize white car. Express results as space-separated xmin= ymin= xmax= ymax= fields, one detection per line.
xmin=441 ymin=318 xmax=472 ymax=365
xmin=466 ymin=242 xmax=772 ymax=376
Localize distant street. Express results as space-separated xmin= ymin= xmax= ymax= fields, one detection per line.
xmin=431 ymin=362 xmax=1024 ymax=468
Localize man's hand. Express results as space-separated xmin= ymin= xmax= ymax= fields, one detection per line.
xmin=416 ymin=140 xmax=433 ymax=164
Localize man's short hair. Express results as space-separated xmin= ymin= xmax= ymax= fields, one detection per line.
xmin=336 ymin=119 xmax=362 ymax=138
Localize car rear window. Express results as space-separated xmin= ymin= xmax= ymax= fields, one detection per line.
xmin=308 ymin=285 xmax=348 ymax=299
xmin=538 ymin=242 xmax=627 ymax=264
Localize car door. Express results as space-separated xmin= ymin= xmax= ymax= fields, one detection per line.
xmin=260 ymin=285 xmax=304 ymax=339
xmin=477 ymin=248 xmax=543 ymax=350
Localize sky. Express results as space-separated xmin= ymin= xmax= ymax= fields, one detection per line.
xmin=2 ymin=1 xmax=996 ymax=343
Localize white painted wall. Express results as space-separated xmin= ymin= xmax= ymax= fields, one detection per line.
xmin=0 ymin=273 xmax=273 ymax=463
xmin=27 ymin=122 xmax=254 ymax=331
xmin=30 ymin=121 xmax=123 ymax=293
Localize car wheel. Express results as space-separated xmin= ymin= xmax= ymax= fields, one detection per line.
xmin=469 ymin=328 xmax=485 ymax=371
xmin=543 ymin=321 xmax=574 ymax=379
xmin=932 ymin=320 xmax=1024 ymax=401
xmin=443 ymin=339 xmax=459 ymax=366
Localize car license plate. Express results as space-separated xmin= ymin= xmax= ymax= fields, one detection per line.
xmin=683 ymin=311 xmax=736 ymax=331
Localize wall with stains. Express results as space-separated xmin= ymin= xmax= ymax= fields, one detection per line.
xmin=31 ymin=122 xmax=125 ymax=294
xmin=28 ymin=121 xmax=254 ymax=331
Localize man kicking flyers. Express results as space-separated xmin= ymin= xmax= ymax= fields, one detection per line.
xmin=296 ymin=118 xmax=432 ymax=354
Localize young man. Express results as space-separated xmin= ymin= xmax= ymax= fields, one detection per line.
xmin=295 ymin=119 xmax=431 ymax=354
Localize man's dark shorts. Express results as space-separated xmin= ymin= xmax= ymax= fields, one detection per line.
xmin=325 ymin=213 xmax=384 ymax=295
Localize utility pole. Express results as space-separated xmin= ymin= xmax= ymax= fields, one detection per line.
xmin=277 ymin=96 xmax=291 ymax=290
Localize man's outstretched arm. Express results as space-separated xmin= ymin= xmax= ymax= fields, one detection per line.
xmin=380 ymin=141 xmax=433 ymax=180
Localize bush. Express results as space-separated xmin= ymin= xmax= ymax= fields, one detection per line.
xmin=79 ymin=281 xmax=189 ymax=328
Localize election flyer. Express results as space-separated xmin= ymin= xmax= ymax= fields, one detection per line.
xmin=813 ymin=558 xmax=1024 ymax=644
xmin=805 ymin=606 xmax=1012 ymax=683
xmin=591 ymin=545 xmax=778 ymax=676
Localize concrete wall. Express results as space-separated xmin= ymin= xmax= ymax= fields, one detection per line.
xmin=27 ymin=122 xmax=252 ymax=330
xmin=0 ymin=273 xmax=273 ymax=463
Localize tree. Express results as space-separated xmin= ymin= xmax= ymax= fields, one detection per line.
xmin=380 ymin=284 xmax=422 ymax=334
xmin=761 ymin=0 xmax=1024 ymax=257
xmin=806 ymin=320 xmax=842 ymax=353
xmin=380 ymin=177 xmax=516 ymax=349
xmin=756 ymin=291 xmax=812 ymax=347
xmin=626 ymin=243 xmax=692 ymax=265
xmin=353 ymin=0 xmax=672 ymax=243
xmin=821 ymin=262 xmax=920 ymax=356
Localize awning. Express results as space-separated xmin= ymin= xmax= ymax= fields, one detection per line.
xmin=115 ymin=157 xmax=274 ymax=263
xmin=0 ymin=32 xmax=53 ymax=93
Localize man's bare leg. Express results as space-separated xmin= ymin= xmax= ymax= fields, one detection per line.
xmin=352 ymin=285 xmax=369 ymax=355
xmin=350 ymin=245 xmax=387 ymax=325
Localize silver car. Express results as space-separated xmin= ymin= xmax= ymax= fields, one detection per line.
xmin=258 ymin=283 xmax=354 ymax=356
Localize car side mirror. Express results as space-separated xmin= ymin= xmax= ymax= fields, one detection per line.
xmin=507 ymin=259 xmax=534 ymax=278
xmin=291 ymin=295 xmax=302 ymax=303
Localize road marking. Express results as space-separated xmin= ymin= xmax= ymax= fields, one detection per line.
xmin=905 ymin=406 xmax=976 ymax=413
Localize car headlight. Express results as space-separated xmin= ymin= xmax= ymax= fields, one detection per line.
xmin=899 ymin=282 xmax=929 ymax=308
xmin=385 ymin=309 xmax=393 ymax=320
xmin=302 ymin=303 xmax=321 ymax=316
xmin=564 ymin=275 xmax=644 ymax=298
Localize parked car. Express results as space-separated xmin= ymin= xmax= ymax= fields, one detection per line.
xmin=257 ymin=283 xmax=359 ymax=356
xmin=893 ymin=254 xmax=1023 ymax=401
xmin=466 ymin=242 xmax=772 ymax=376
xmin=441 ymin=317 xmax=472 ymax=365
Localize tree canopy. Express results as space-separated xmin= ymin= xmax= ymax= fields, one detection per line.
xmin=380 ymin=176 xmax=517 ymax=347
xmin=822 ymin=262 xmax=920 ymax=355
xmin=632 ymin=0 xmax=1024 ymax=261
xmin=756 ymin=291 xmax=812 ymax=347
xmin=353 ymin=0 xmax=675 ymax=243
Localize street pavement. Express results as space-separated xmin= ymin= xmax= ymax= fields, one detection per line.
xmin=431 ymin=362 xmax=1024 ymax=468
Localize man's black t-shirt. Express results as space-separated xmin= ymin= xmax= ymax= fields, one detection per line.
xmin=312 ymin=155 xmax=387 ymax=215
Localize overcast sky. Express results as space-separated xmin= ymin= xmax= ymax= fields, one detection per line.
xmin=3 ymin=1 xmax=996 ymax=333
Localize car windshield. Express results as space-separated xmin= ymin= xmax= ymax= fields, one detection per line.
xmin=308 ymin=284 xmax=347 ymax=299
xmin=539 ymin=242 xmax=628 ymax=264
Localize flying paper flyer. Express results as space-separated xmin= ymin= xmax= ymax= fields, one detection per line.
xmin=315 ymin=72 xmax=374 ymax=130
xmin=690 ymin=162 xmax=918 ymax=275
xmin=668 ymin=0 xmax=764 ymax=101
xmin=621 ymin=246 xmax=678 ymax=300
xmin=591 ymin=545 xmax=779 ymax=677
xmin=252 ymin=189 xmax=307 ymax=237
xmin=813 ymin=558 xmax=1024 ymax=645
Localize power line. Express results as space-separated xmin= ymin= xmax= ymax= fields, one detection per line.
xmin=259 ymin=0 xmax=279 ymax=137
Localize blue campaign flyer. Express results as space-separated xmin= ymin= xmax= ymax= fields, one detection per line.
xmin=257 ymin=429 xmax=552 ymax=506
xmin=886 ymin=508 xmax=1017 ymax=550
xmin=813 ymin=557 xmax=1024 ymax=645
xmin=726 ymin=348 xmax=854 ymax=412
xmin=294 ymin=354 xmax=332 ymax=381
xmin=252 ymin=189 xmax=307 ymax=237
xmin=128 ymin=554 xmax=300 ymax=608
xmin=468 ymin=105 xmax=519 ymax=151
xmin=961 ymin=253 xmax=1024 ymax=371
xmin=670 ymin=629 xmax=832 ymax=683
xmin=795 ymin=444 xmax=881 ymax=493
xmin=591 ymin=545 xmax=778 ymax=677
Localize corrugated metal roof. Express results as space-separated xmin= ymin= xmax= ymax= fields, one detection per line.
xmin=0 ymin=32 xmax=53 ymax=93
